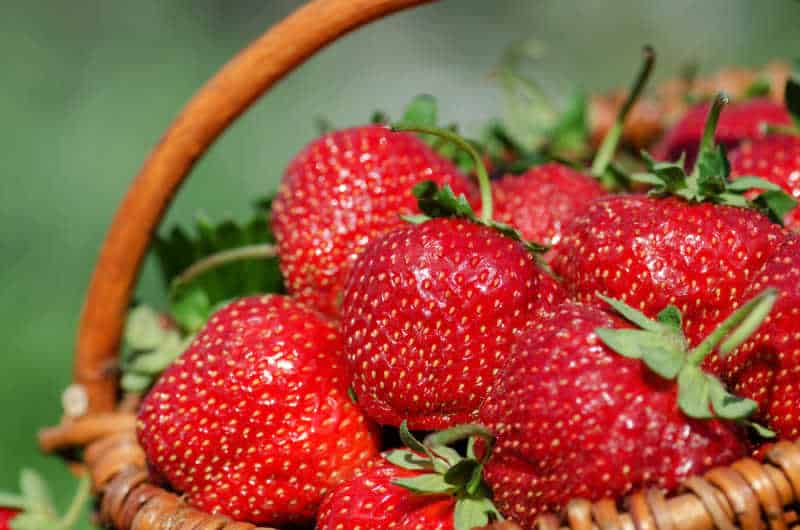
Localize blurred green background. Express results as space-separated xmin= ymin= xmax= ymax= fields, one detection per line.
xmin=1 ymin=0 xmax=798 ymax=526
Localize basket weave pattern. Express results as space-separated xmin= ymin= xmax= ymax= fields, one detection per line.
xmin=38 ymin=1 xmax=800 ymax=529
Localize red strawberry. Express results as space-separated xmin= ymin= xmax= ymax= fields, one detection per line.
xmin=318 ymin=424 xmax=503 ymax=530
xmin=271 ymin=125 xmax=476 ymax=317
xmin=729 ymin=134 xmax=800 ymax=230
xmin=653 ymin=98 xmax=791 ymax=167
xmin=492 ymin=163 xmax=606 ymax=247
xmin=491 ymin=47 xmax=655 ymax=247
xmin=342 ymin=126 xmax=565 ymax=430
xmin=0 ymin=509 xmax=18 ymax=530
xmin=722 ymin=236 xmax=800 ymax=438
xmin=479 ymin=292 xmax=773 ymax=529
xmin=137 ymin=295 xmax=380 ymax=526
xmin=552 ymin=95 xmax=790 ymax=357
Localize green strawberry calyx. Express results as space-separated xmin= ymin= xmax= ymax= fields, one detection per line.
xmin=633 ymin=93 xmax=798 ymax=224
xmin=764 ymin=75 xmax=800 ymax=135
xmin=0 ymin=470 xmax=89 ymax=530
xmin=392 ymin=124 xmax=548 ymax=256
xmin=385 ymin=421 xmax=504 ymax=530
xmin=595 ymin=288 xmax=777 ymax=437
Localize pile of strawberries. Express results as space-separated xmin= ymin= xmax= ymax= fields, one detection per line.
xmin=97 ymin=51 xmax=800 ymax=530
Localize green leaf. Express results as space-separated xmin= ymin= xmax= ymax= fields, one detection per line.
xmin=745 ymin=78 xmax=772 ymax=99
xmin=402 ymin=95 xmax=438 ymax=128
xmin=401 ymin=214 xmax=431 ymax=225
xmin=707 ymin=377 xmax=757 ymax=420
xmin=630 ymin=172 xmax=666 ymax=186
xmin=786 ymin=78 xmax=800 ymax=126
xmin=169 ymin=285 xmax=212 ymax=333
xmin=752 ymin=190 xmax=799 ymax=225
xmin=597 ymin=294 xmax=663 ymax=332
xmin=0 ymin=493 xmax=26 ymax=510
xmin=743 ymin=420 xmax=776 ymax=438
xmin=392 ymin=473 xmax=455 ymax=495
xmin=454 ymin=497 xmax=502 ymax=530
xmin=549 ymin=89 xmax=589 ymax=153
xmin=595 ymin=328 xmax=684 ymax=379
xmin=719 ymin=288 xmax=777 ymax=355
xmin=412 ymin=181 xmax=477 ymax=220
xmin=657 ymin=306 xmax=682 ymax=331
xmin=726 ymin=177 xmax=784 ymax=193
xmin=430 ymin=446 xmax=464 ymax=468
xmin=10 ymin=512 xmax=55 ymax=530
xmin=120 ymin=372 xmax=153 ymax=393
xmin=123 ymin=306 xmax=167 ymax=351
xmin=677 ymin=366 xmax=713 ymax=419
xmin=443 ymin=459 xmax=478 ymax=487
xmin=384 ymin=449 xmax=433 ymax=471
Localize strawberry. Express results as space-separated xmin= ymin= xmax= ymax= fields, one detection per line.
xmin=729 ymin=134 xmax=800 ymax=229
xmin=653 ymin=97 xmax=791 ymax=168
xmin=271 ymin=124 xmax=476 ymax=317
xmin=491 ymin=47 xmax=655 ymax=247
xmin=479 ymin=292 xmax=775 ymax=529
xmin=552 ymin=95 xmax=792 ymax=356
xmin=728 ymin=77 xmax=800 ymax=230
xmin=342 ymin=128 xmax=565 ymax=429
xmin=722 ymin=236 xmax=800 ymax=439
xmin=317 ymin=423 xmax=503 ymax=530
xmin=0 ymin=509 xmax=18 ymax=530
xmin=137 ymin=295 xmax=380 ymax=526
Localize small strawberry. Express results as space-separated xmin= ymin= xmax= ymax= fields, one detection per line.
xmin=317 ymin=423 xmax=503 ymax=530
xmin=492 ymin=47 xmax=655 ymax=246
xmin=722 ymin=236 xmax=800 ymax=439
xmin=271 ymin=124 xmax=476 ymax=317
xmin=0 ymin=470 xmax=89 ymax=530
xmin=479 ymin=292 xmax=775 ymax=529
xmin=653 ymin=97 xmax=792 ymax=168
xmin=137 ymin=295 xmax=380 ymax=526
xmin=552 ymin=94 xmax=793 ymax=355
xmin=728 ymin=77 xmax=800 ymax=230
xmin=342 ymin=127 xmax=565 ymax=430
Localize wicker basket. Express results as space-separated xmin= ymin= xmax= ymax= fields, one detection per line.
xmin=37 ymin=1 xmax=800 ymax=529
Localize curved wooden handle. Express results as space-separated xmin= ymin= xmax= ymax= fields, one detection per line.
xmin=74 ymin=0 xmax=436 ymax=413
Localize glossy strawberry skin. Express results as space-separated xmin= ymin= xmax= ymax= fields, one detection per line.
xmin=722 ymin=236 xmax=800 ymax=439
xmin=0 ymin=508 xmax=19 ymax=530
xmin=729 ymin=134 xmax=800 ymax=230
xmin=271 ymin=125 xmax=476 ymax=317
xmin=342 ymin=217 xmax=566 ymax=430
xmin=492 ymin=163 xmax=607 ymax=248
xmin=317 ymin=463 xmax=455 ymax=530
xmin=653 ymin=99 xmax=791 ymax=167
xmin=551 ymin=195 xmax=787 ymax=358
xmin=479 ymin=303 xmax=748 ymax=529
xmin=137 ymin=295 xmax=380 ymax=526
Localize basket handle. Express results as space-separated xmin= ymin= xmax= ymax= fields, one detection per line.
xmin=73 ymin=0 xmax=436 ymax=414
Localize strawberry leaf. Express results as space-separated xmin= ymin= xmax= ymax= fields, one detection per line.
xmin=707 ymin=376 xmax=758 ymax=420
xmin=392 ymin=474 xmax=455 ymax=495
xmin=595 ymin=328 xmax=684 ymax=379
xmin=677 ymin=366 xmax=713 ymax=419
xmin=597 ymin=294 xmax=664 ymax=332
xmin=657 ymin=306 xmax=683 ymax=330
xmin=752 ymin=190 xmax=799 ymax=225
xmin=785 ymin=77 xmax=800 ymax=128
xmin=454 ymin=497 xmax=503 ymax=530
xmin=444 ymin=459 xmax=479 ymax=487
xmin=384 ymin=449 xmax=434 ymax=471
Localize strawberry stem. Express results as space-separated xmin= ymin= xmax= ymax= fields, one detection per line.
xmin=687 ymin=288 xmax=777 ymax=366
xmin=170 ymin=243 xmax=277 ymax=293
xmin=692 ymin=93 xmax=729 ymax=175
xmin=590 ymin=45 xmax=656 ymax=177
xmin=393 ymin=124 xmax=493 ymax=222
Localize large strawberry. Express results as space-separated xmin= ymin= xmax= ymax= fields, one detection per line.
xmin=729 ymin=77 xmax=800 ymax=230
xmin=271 ymin=124 xmax=476 ymax=317
xmin=722 ymin=236 xmax=800 ymax=439
xmin=552 ymin=94 xmax=793 ymax=355
xmin=342 ymin=127 xmax=565 ymax=430
xmin=479 ymin=292 xmax=775 ymax=529
xmin=317 ymin=423 xmax=503 ymax=530
xmin=491 ymin=47 xmax=655 ymax=246
xmin=137 ymin=295 xmax=380 ymax=526
xmin=653 ymin=97 xmax=791 ymax=168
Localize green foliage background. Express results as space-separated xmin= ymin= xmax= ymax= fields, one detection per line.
xmin=1 ymin=0 xmax=798 ymax=526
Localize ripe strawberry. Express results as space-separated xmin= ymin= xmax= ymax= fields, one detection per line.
xmin=0 ymin=509 xmax=18 ymax=530
xmin=137 ymin=295 xmax=380 ymax=526
xmin=722 ymin=236 xmax=800 ymax=439
xmin=491 ymin=47 xmax=655 ymax=247
xmin=342 ymin=127 xmax=565 ymax=430
xmin=479 ymin=291 xmax=774 ymax=529
xmin=317 ymin=423 xmax=502 ymax=530
xmin=271 ymin=125 xmax=476 ymax=317
xmin=729 ymin=134 xmax=800 ymax=230
xmin=492 ymin=164 xmax=606 ymax=247
xmin=653 ymin=98 xmax=791 ymax=167
xmin=552 ymin=95 xmax=791 ymax=355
